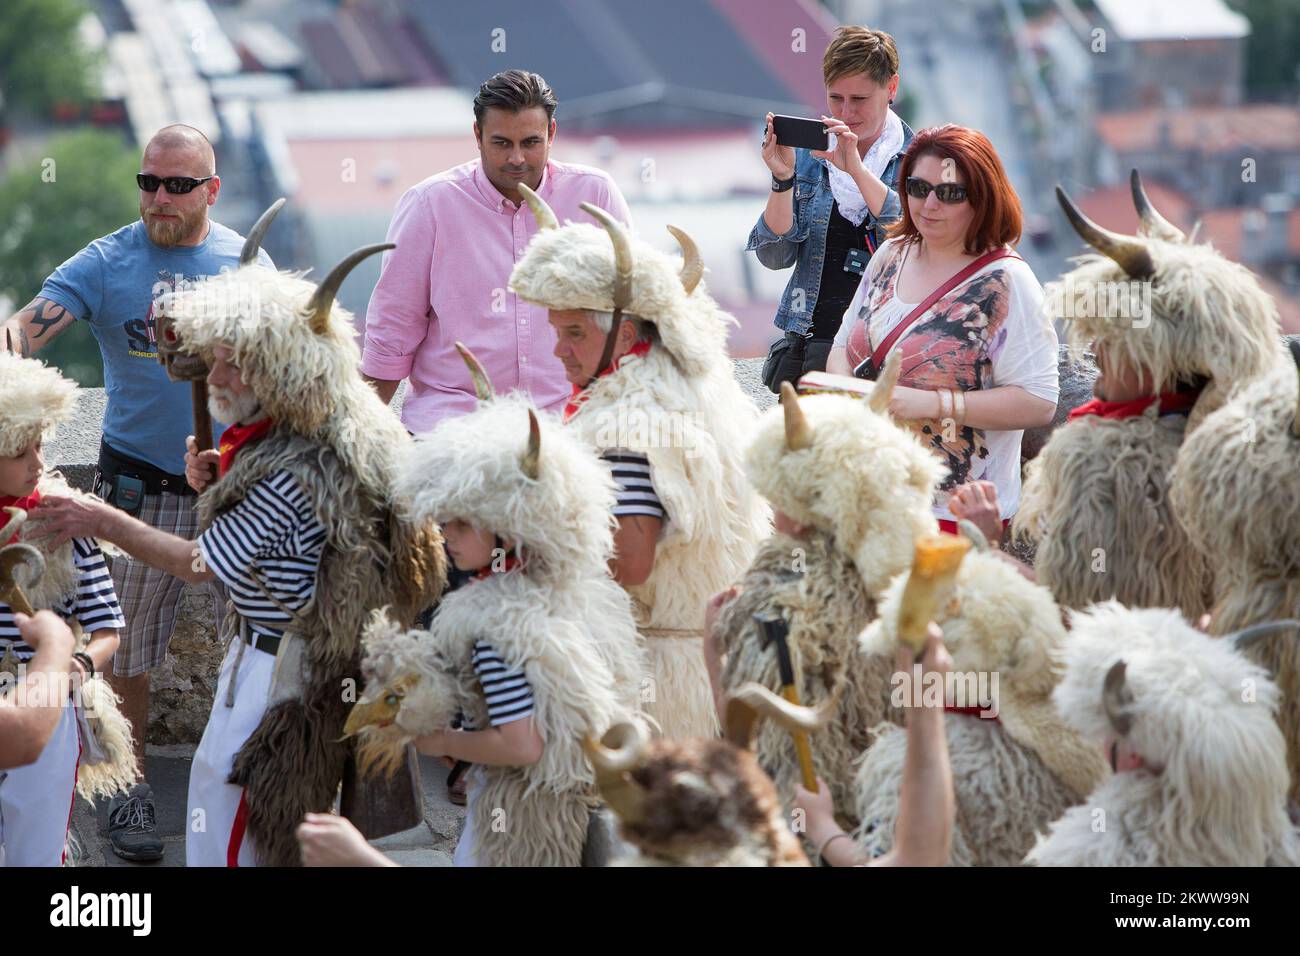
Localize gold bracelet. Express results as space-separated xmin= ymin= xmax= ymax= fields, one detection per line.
xmin=936 ymin=388 xmax=950 ymax=421
xmin=953 ymin=389 xmax=967 ymax=425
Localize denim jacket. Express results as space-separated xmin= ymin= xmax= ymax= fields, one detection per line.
xmin=746 ymin=119 xmax=914 ymax=335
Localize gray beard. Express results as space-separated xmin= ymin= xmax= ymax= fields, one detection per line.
xmin=209 ymin=386 xmax=264 ymax=425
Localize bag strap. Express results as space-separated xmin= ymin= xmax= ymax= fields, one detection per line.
xmin=869 ymin=246 xmax=1021 ymax=372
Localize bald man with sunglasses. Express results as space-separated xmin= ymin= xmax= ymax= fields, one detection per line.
xmin=0 ymin=124 xmax=273 ymax=863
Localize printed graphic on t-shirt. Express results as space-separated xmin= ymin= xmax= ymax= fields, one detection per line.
xmin=127 ymin=270 xmax=212 ymax=359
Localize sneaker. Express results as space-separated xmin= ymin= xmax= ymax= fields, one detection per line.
xmin=107 ymin=783 xmax=165 ymax=862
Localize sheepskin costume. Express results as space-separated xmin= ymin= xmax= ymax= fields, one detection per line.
xmin=350 ymin=394 xmax=645 ymax=866
xmin=1014 ymin=182 xmax=1285 ymax=614
xmin=510 ymin=193 xmax=769 ymax=740
xmin=854 ymin=551 xmax=1107 ymax=866
xmin=0 ymin=353 xmax=139 ymax=801
xmin=0 ymin=349 xmax=78 ymax=460
xmin=716 ymin=373 xmax=941 ymax=829
xmin=1051 ymin=182 xmax=1285 ymax=430
xmin=0 ymin=351 xmax=81 ymax=612
xmin=1170 ymin=354 xmax=1300 ymax=802
xmin=163 ymin=252 xmax=446 ymax=867
xmin=1015 ymin=405 xmax=1211 ymax=615
xmin=1028 ymin=603 xmax=1300 ymax=866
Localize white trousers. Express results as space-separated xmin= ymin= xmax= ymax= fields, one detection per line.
xmin=0 ymin=701 xmax=81 ymax=867
xmin=452 ymin=769 xmax=482 ymax=867
xmin=186 ymin=639 xmax=274 ymax=867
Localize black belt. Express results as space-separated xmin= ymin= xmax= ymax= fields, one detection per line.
xmin=243 ymin=631 xmax=281 ymax=656
xmin=97 ymin=439 xmax=195 ymax=497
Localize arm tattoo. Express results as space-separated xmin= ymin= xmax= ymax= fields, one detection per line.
xmin=28 ymin=299 xmax=69 ymax=339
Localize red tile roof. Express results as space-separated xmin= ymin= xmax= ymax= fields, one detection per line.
xmin=1075 ymin=179 xmax=1195 ymax=234
xmin=1094 ymin=105 xmax=1300 ymax=154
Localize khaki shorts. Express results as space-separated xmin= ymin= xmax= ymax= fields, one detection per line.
xmin=94 ymin=480 xmax=226 ymax=678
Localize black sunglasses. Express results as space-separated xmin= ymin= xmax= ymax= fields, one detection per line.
xmin=137 ymin=174 xmax=214 ymax=195
xmin=905 ymin=177 xmax=968 ymax=204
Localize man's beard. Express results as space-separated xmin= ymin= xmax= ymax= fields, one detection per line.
xmin=209 ymin=385 xmax=264 ymax=425
xmin=142 ymin=203 xmax=206 ymax=247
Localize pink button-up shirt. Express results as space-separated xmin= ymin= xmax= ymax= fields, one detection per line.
xmin=361 ymin=158 xmax=631 ymax=434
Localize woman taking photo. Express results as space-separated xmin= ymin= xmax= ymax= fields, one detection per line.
xmin=828 ymin=124 xmax=1058 ymax=533
xmin=748 ymin=26 xmax=914 ymax=389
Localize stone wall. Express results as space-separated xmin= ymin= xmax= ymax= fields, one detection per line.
xmin=47 ymin=351 xmax=1094 ymax=743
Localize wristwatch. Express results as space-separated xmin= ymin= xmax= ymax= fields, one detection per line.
xmin=771 ymin=173 xmax=796 ymax=193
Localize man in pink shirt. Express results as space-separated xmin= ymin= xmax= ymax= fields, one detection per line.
xmin=362 ymin=70 xmax=631 ymax=432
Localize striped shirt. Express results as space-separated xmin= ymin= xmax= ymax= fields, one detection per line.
xmin=196 ymin=470 xmax=326 ymax=641
xmin=601 ymin=448 xmax=666 ymax=522
xmin=459 ymin=641 xmax=535 ymax=730
xmin=0 ymin=538 xmax=125 ymax=662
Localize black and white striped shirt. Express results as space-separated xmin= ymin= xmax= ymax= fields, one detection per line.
xmin=459 ymin=641 xmax=535 ymax=730
xmin=0 ymin=538 xmax=125 ymax=662
xmin=196 ymin=470 xmax=326 ymax=641
xmin=601 ymin=448 xmax=666 ymax=522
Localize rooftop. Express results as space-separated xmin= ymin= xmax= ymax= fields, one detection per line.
xmin=1093 ymin=0 xmax=1251 ymax=42
xmin=1094 ymin=104 xmax=1300 ymax=154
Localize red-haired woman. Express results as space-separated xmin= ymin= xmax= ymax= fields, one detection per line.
xmin=827 ymin=124 xmax=1058 ymax=536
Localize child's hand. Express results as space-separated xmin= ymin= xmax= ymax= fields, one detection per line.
xmin=950 ymin=480 xmax=1003 ymax=544
xmin=704 ymin=587 xmax=740 ymax=639
xmin=297 ymin=812 xmax=392 ymax=867
xmin=792 ymin=776 xmax=835 ymax=828
xmin=895 ymin=623 xmax=953 ymax=699
xmin=703 ymin=586 xmax=740 ymax=664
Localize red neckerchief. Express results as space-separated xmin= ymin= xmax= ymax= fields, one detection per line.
xmin=943 ymin=704 xmax=1001 ymax=723
xmin=1 ymin=490 xmax=39 ymax=544
xmin=218 ymin=418 xmax=274 ymax=477
xmin=1067 ymin=391 xmax=1198 ymax=422
xmin=562 ymin=339 xmax=652 ymax=423
xmin=471 ymin=552 xmax=524 ymax=582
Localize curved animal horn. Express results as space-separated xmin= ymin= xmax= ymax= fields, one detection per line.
xmin=0 ymin=542 xmax=46 ymax=615
xmin=584 ymin=721 xmax=647 ymax=774
xmin=1226 ymin=619 xmax=1300 ymax=652
xmin=1129 ymin=170 xmax=1185 ymax=243
xmin=666 ymin=225 xmax=704 ymax=294
xmin=1056 ymin=185 xmax=1155 ymax=280
xmin=780 ymin=382 xmax=814 ymax=450
xmin=306 ymin=243 xmax=395 ymax=335
xmin=239 ymin=197 xmax=286 ymax=266
xmin=868 ymin=349 xmax=902 ymax=414
xmin=581 ymin=202 xmax=633 ymax=311
xmin=454 ymin=342 xmax=495 ymax=403
xmin=517 ymin=182 xmax=558 ymax=231
xmin=583 ymin=722 xmax=648 ymax=824
xmin=1 ymin=507 xmax=27 ymax=541
xmin=723 ymin=681 xmax=837 ymax=749
xmin=1102 ymin=660 xmax=1136 ymax=737
xmin=520 ymin=408 xmax=541 ymax=480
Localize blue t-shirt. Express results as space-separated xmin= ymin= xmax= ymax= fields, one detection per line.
xmin=39 ymin=220 xmax=274 ymax=474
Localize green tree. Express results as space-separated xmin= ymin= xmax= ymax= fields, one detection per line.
xmin=0 ymin=0 xmax=101 ymax=116
xmin=1228 ymin=0 xmax=1300 ymax=99
xmin=0 ymin=127 xmax=139 ymax=386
